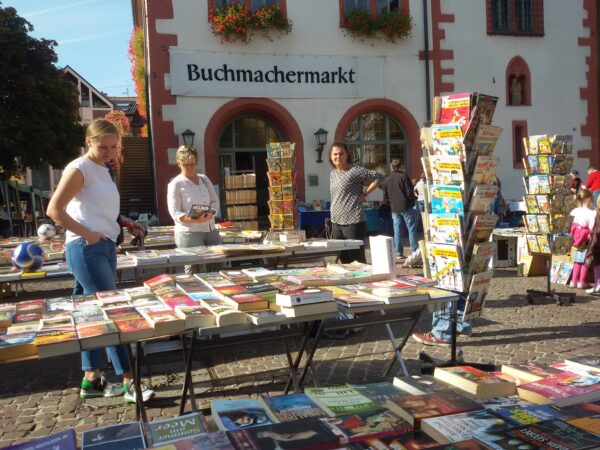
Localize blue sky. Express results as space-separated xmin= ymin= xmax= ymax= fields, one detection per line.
xmin=4 ymin=0 xmax=135 ymax=97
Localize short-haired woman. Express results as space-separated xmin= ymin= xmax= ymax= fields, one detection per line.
xmin=167 ymin=146 xmax=220 ymax=273
xmin=47 ymin=119 xmax=154 ymax=404
xmin=329 ymin=142 xmax=384 ymax=263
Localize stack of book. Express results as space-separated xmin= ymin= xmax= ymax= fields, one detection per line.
xmin=422 ymin=91 xmax=500 ymax=320
xmin=267 ymin=141 xmax=297 ymax=230
xmin=520 ymin=134 xmax=575 ymax=279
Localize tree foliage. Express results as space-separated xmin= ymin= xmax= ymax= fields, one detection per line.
xmin=0 ymin=6 xmax=84 ymax=177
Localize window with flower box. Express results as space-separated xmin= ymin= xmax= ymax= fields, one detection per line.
xmin=486 ymin=0 xmax=544 ymax=36
xmin=340 ymin=0 xmax=409 ymax=24
xmin=209 ymin=0 xmax=286 ymax=15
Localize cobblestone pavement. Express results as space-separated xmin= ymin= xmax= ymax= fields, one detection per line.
xmin=0 ymin=259 xmax=599 ymax=446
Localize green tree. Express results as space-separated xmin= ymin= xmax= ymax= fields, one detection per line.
xmin=0 ymin=5 xmax=83 ymax=178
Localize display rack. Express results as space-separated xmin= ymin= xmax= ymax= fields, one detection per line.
xmin=223 ymin=173 xmax=258 ymax=230
xmin=521 ymin=133 xmax=576 ymax=306
xmin=420 ymin=91 xmax=503 ymax=372
xmin=267 ymin=142 xmax=298 ymax=230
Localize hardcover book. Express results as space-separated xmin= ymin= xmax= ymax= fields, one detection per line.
xmin=434 ymin=366 xmax=516 ymax=399
xmin=305 ymin=386 xmax=381 ymax=417
xmin=81 ymin=422 xmax=146 ymax=450
xmin=147 ymin=412 xmax=207 ymax=446
xmin=226 ymin=417 xmax=341 ymax=450
xmin=259 ymin=393 xmax=327 ymax=422
xmin=211 ymin=398 xmax=274 ymax=431
xmin=384 ymin=391 xmax=483 ymax=426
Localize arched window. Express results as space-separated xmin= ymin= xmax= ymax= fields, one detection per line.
xmin=506 ymin=56 xmax=531 ymax=106
xmin=343 ymin=112 xmax=408 ymax=174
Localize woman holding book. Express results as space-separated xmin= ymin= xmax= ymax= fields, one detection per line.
xmin=47 ymin=119 xmax=154 ymax=404
xmin=167 ymin=146 xmax=220 ymax=273
xmin=329 ymin=142 xmax=384 ymax=263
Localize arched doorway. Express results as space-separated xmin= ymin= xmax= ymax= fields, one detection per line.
xmin=218 ymin=115 xmax=284 ymax=228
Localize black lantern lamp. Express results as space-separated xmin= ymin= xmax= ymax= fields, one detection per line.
xmin=181 ymin=129 xmax=195 ymax=147
xmin=314 ymin=128 xmax=328 ymax=163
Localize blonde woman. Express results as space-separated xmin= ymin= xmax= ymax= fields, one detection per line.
xmin=47 ymin=119 xmax=154 ymax=404
xmin=167 ymin=146 xmax=220 ymax=272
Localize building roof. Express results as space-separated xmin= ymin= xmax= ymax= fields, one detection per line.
xmin=108 ymin=96 xmax=139 ymax=115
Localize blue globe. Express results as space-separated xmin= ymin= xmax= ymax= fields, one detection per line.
xmin=12 ymin=242 xmax=45 ymax=271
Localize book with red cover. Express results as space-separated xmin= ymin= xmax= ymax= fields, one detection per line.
xmin=34 ymin=329 xmax=80 ymax=358
xmin=354 ymin=431 xmax=439 ymax=449
xmin=434 ymin=366 xmax=517 ymax=399
xmin=440 ymin=92 xmax=472 ymax=133
xmin=363 ymin=279 xmax=417 ymax=291
xmin=517 ymin=371 xmax=600 ymax=406
xmin=144 ymin=274 xmax=174 ymax=290
xmin=12 ymin=313 xmax=43 ymax=325
xmin=395 ymin=275 xmax=437 ymax=288
xmin=385 ymin=391 xmax=483 ymax=426
xmin=324 ymin=409 xmax=413 ymax=444
xmin=162 ymin=295 xmax=196 ymax=310
xmin=76 ymin=320 xmax=119 ymax=350
xmin=103 ymin=306 xmax=140 ymax=321
xmin=15 ymin=299 xmax=45 ymax=313
xmin=215 ymin=285 xmax=248 ymax=297
xmin=114 ymin=318 xmax=154 ymax=342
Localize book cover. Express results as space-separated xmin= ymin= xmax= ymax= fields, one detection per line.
xmin=226 ymin=417 xmax=341 ymax=450
xmin=421 ymin=409 xmax=509 ymax=444
xmin=467 ymin=243 xmax=495 ymax=276
xmin=429 ymin=155 xmax=464 ymax=186
xmin=242 ymin=267 xmax=276 ymax=280
xmin=495 ymin=404 xmax=573 ymax=426
xmin=174 ymin=304 xmax=216 ymax=328
xmin=472 ymin=124 xmax=502 ymax=157
xmin=0 ymin=331 xmax=37 ymax=361
xmin=567 ymin=415 xmax=600 ymax=435
xmin=429 ymin=214 xmax=463 ymax=245
xmin=468 ymin=185 xmax=498 ymax=214
xmin=396 ymin=275 xmax=437 ymax=288
xmin=279 ymin=301 xmax=339 ymax=317
xmin=463 ymin=270 xmax=493 ymax=321
xmin=440 ymin=93 xmax=471 ymax=133
xmin=556 ymin=261 xmax=574 ymax=285
xmin=472 ymin=156 xmax=499 ymax=185
xmin=5 ymin=428 xmax=76 ymax=450
xmin=147 ymin=412 xmax=207 ymax=446
xmin=430 ymin=185 xmax=464 ymax=215
xmin=464 ymin=215 xmax=497 ymax=255
xmin=305 ymin=386 xmax=381 ymax=417
xmin=385 ymin=391 xmax=483 ymax=426
xmin=149 ymin=431 xmax=234 ymax=450
xmin=144 ymin=274 xmax=175 ymax=290
xmin=324 ymin=408 xmax=413 ymax=443
xmin=434 ymin=366 xmax=516 ymax=399
xmin=275 ymin=288 xmax=334 ymax=307
xmin=199 ymin=299 xmax=248 ymax=327
xmin=564 ymin=355 xmax=600 ymax=374
xmin=348 ymin=381 xmax=406 ymax=407
xmin=478 ymin=418 xmax=600 ymax=450
xmin=427 ymin=439 xmax=494 ymax=449
xmin=76 ymin=320 xmax=120 ymax=350
xmin=259 ymin=393 xmax=327 ymax=422
xmin=34 ymin=329 xmax=79 ymax=358
xmin=355 ymin=431 xmax=439 ymax=450
xmin=517 ymin=371 xmax=600 ymax=406
xmin=211 ymin=398 xmax=274 ymax=431
xmin=393 ymin=375 xmax=454 ymax=395
xmin=81 ymin=422 xmax=146 ymax=450
xmin=426 ymin=243 xmax=464 ymax=292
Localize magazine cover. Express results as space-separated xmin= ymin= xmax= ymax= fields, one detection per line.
xmin=426 ymin=243 xmax=464 ymax=292
xmin=429 ymin=214 xmax=463 ymax=245
xmin=463 ymin=271 xmax=493 ymax=320
xmin=430 ymin=185 xmax=464 ymax=215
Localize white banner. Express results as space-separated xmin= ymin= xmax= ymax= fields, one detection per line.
xmin=169 ymin=50 xmax=385 ymax=99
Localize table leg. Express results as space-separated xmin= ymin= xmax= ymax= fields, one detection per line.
xmin=282 ymin=337 xmax=301 ymax=393
xmin=284 ymin=321 xmax=317 ymax=394
xmin=450 ymin=299 xmax=458 ymax=363
xmin=126 ymin=343 xmax=148 ymax=424
xmin=295 ymin=320 xmax=325 ymax=389
xmin=179 ymin=330 xmax=198 ymax=415
xmin=382 ymin=307 xmax=425 ymax=378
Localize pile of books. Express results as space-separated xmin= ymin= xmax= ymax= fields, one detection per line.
xmin=422 ymin=91 xmax=501 ymax=320
xmin=267 ymin=141 xmax=297 ymax=230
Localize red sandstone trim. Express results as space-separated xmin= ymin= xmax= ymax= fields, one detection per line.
xmin=204 ymin=98 xmax=305 ymax=201
xmin=578 ymin=0 xmax=599 ymax=167
xmin=334 ymin=99 xmax=421 ymax=178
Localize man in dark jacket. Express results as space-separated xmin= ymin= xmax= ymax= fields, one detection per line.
xmin=381 ymin=159 xmax=418 ymax=259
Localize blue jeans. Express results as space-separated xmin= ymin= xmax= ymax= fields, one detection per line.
xmin=416 ymin=200 xmax=425 ymax=212
xmin=66 ymin=238 xmax=130 ymax=375
xmin=594 ymin=190 xmax=600 ymax=209
xmin=431 ymin=299 xmax=471 ymax=342
xmin=392 ymin=210 xmax=418 ymax=257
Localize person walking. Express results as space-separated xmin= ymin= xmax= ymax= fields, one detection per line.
xmin=329 ymin=142 xmax=384 ymax=263
xmin=381 ymin=159 xmax=418 ymax=260
xmin=47 ymin=119 xmax=154 ymax=403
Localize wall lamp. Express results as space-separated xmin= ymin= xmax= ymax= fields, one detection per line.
xmin=181 ymin=129 xmax=195 ymax=147
xmin=314 ymin=128 xmax=328 ymax=163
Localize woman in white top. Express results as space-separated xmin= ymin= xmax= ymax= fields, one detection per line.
xmin=47 ymin=119 xmax=153 ymax=404
xmin=167 ymin=146 xmax=220 ymax=272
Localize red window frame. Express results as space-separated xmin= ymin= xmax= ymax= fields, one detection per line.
xmin=208 ymin=0 xmax=287 ymax=18
xmin=486 ymin=0 xmax=544 ymax=37
xmin=512 ymin=120 xmax=528 ymax=169
xmin=339 ymin=0 xmax=410 ymax=27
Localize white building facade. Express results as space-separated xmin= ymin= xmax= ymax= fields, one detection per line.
xmin=136 ymin=0 xmax=599 ymax=224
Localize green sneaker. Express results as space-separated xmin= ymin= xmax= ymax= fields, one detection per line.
xmin=123 ymin=381 xmax=155 ymax=404
xmin=80 ymin=375 xmax=123 ymax=399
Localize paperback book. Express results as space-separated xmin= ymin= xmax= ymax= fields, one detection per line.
xmin=463 ymin=270 xmax=493 ymax=320
xmin=430 ymin=185 xmax=464 ymax=215
xmin=211 ymin=398 xmax=274 ymax=431
xmin=420 ymin=409 xmax=510 ymax=444
xmin=305 ymin=386 xmax=381 ymax=417
xmin=259 ymin=393 xmax=327 ymax=422
xmin=81 ymin=422 xmax=146 ymax=450
xmin=147 ymin=412 xmax=206 ymax=446
xmin=426 ymin=243 xmax=464 ymax=292
xmin=434 ymin=366 xmax=516 ymax=399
